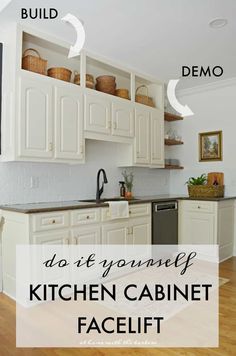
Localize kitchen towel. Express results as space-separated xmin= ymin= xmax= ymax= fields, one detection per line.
xmin=108 ymin=201 xmax=129 ymax=219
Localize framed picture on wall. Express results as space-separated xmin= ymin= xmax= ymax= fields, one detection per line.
xmin=199 ymin=131 xmax=223 ymax=162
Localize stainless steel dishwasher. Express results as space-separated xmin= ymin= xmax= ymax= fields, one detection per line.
xmin=152 ymin=201 xmax=178 ymax=244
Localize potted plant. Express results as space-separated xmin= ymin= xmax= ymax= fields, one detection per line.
xmin=122 ymin=170 xmax=134 ymax=199
xmin=186 ymin=173 xmax=224 ymax=198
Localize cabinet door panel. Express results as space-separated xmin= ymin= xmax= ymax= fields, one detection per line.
xmin=55 ymin=85 xmax=84 ymax=160
xmin=151 ymin=109 xmax=164 ymax=166
xmin=127 ymin=218 xmax=151 ymax=245
xmin=72 ymin=226 xmax=101 ymax=245
xmin=134 ymin=107 xmax=150 ymax=164
xmin=32 ymin=231 xmax=70 ymax=283
xmin=112 ymin=101 xmax=134 ymax=137
xmin=19 ymin=77 xmax=53 ymax=158
xmin=84 ymin=93 xmax=110 ymax=134
xmin=179 ymin=212 xmax=216 ymax=244
xmin=102 ymin=222 xmax=128 ymax=244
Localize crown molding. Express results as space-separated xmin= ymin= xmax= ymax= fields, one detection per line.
xmin=177 ymin=77 xmax=236 ymax=97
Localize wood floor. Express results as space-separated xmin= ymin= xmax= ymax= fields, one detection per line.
xmin=0 ymin=258 xmax=235 ymax=356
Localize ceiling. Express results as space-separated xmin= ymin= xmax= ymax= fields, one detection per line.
xmin=1 ymin=0 xmax=236 ymax=88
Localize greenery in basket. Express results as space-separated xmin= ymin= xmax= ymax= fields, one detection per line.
xmin=122 ymin=170 xmax=134 ymax=192
xmin=186 ymin=174 xmax=207 ymax=186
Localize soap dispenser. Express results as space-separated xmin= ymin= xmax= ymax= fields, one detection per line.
xmin=119 ymin=181 xmax=126 ymax=197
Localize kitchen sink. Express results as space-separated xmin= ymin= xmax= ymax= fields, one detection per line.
xmin=79 ymin=197 xmax=140 ymax=203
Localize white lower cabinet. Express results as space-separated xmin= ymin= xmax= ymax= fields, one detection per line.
xmin=127 ymin=217 xmax=151 ymax=245
xmin=32 ymin=230 xmax=70 ymax=245
xmin=71 ymin=225 xmax=101 ymax=245
xmin=178 ymin=200 xmax=235 ymax=261
xmin=102 ymin=221 xmax=129 ymax=244
xmin=179 ymin=210 xmax=216 ymax=245
xmin=1 ymin=204 xmax=151 ymax=298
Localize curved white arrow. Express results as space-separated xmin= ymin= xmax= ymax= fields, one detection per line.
xmin=0 ymin=0 xmax=12 ymax=13
xmin=167 ymin=79 xmax=194 ymax=117
xmin=62 ymin=13 xmax=85 ymax=58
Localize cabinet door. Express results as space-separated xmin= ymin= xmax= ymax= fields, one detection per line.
xmin=32 ymin=231 xmax=70 ymax=283
xmin=72 ymin=226 xmax=101 ymax=245
xmin=150 ymin=109 xmax=164 ymax=167
xmin=134 ymin=106 xmax=150 ymax=164
xmin=112 ymin=100 xmax=134 ymax=138
xmin=179 ymin=212 xmax=216 ymax=244
xmin=127 ymin=217 xmax=151 ymax=245
xmin=54 ymin=85 xmax=84 ymax=161
xmin=102 ymin=221 xmax=129 ymax=244
xmin=84 ymin=92 xmax=111 ymax=134
xmin=126 ymin=217 xmax=151 ymax=262
xmin=32 ymin=230 xmax=70 ymax=245
xmin=18 ymin=76 xmax=53 ymax=158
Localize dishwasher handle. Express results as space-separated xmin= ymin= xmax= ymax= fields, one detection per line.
xmin=154 ymin=201 xmax=178 ymax=212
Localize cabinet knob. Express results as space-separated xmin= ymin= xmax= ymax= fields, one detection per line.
xmin=52 ymin=219 xmax=56 ymax=224
xmin=198 ymin=206 xmax=201 ymax=209
xmin=86 ymin=215 xmax=90 ymax=219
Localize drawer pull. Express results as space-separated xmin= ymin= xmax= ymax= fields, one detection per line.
xmin=86 ymin=215 xmax=90 ymax=219
xmin=52 ymin=219 xmax=56 ymax=224
xmin=198 ymin=206 xmax=201 ymax=209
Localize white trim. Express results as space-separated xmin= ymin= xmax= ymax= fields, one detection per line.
xmin=177 ymin=77 xmax=236 ymax=97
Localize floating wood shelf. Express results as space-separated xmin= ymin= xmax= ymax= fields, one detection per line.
xmin=164 ymin=165 xmax=184 ymax=170
xmin=165 ymin=139 xmax=184 ymax=146
xmin=164 ymin=112 xmax=183 ymax=122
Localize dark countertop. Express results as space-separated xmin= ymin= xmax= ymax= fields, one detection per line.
xmin=0 ymin=195 xmax=235 ymax=214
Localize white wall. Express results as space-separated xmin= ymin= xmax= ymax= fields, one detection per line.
xmin=168 ymin=79 xmax=236 ymax=254
xmin=0 ymin=140 xmax=170 ymax=205
xmin=169 ymin=80 xmax=236 ymax=195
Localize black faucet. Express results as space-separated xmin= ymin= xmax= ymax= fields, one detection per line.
xmin=96 ymin=169 xmax=108 ymax=201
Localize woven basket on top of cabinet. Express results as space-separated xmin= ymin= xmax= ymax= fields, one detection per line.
xmin=47 ymin=67 xmax=72 ymax=82
xmin=135 ymin=85 xmax=155 ymax=107
xmin=22 ymin=48 xmax=47 ymax=75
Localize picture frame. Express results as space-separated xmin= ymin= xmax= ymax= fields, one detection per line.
xmin=199 ymin=130 xmax=223 ymax=162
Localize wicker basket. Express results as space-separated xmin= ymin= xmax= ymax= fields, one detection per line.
xmin=115 ymin=88 xmax=129 ymax=99
xmin=47 ymin=67 xmax=72 ymax=82
xmin=22 ymin=48 xmax=47 ymax=75
xmin=74 ymin=72 xmax=94 ymax=88
xmin=96 ymin=75 xmax=116 ymax=83
xmin=135 ymin=85 xmax=155 ymax=107
xmin=188 ymin=185 xmax=225 ymax=198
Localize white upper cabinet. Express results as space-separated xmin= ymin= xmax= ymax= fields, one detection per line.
xmin=112 ymin=99 xmax=134 ymax=138
xmin=84 ymin=92 xmax=111 ymax=135
xmin=1 ymin=25 xmax=164 ymax=166
xmin=134 ymin=106 xmax=150 ymax=164
xmin=18 ymin=76 xmax=53 ymax=159
xmin=150 ymin=108 xmax=164 ymax=167
xmin=54 ymin=84 xmax=84 ymax=161
xmin=84 ymin=91 xmax=134 ymax=141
